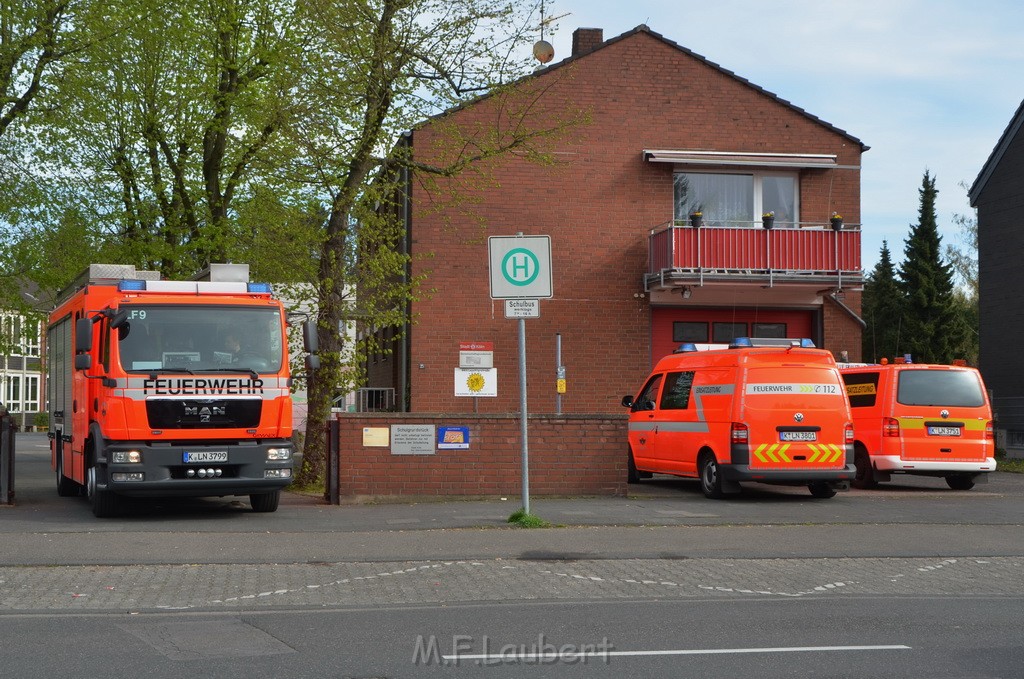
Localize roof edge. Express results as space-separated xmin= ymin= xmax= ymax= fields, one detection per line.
xmin=969 ymin=97 xmax=1024 ymax=206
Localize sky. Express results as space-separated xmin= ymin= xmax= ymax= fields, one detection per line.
xmin=540 ymin=0 xmax=1024 ymax=273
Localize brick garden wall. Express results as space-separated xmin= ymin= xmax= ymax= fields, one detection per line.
xmin=333 ymin=413 xmax=628 ymax=499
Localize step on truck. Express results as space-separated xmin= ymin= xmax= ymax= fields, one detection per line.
xmin=48 ymin=263 xmax=301 ymax=517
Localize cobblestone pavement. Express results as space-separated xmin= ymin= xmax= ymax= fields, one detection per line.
xmin=3 ymin=555 xmax=1021 ymax=612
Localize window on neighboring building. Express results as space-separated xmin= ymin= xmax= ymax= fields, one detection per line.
xmin=25 ymin=375 xmax=39 ymax=411
xmin=752 ymin=323 xmax=786 ymax=338
xmin=674 ymin=171 xmax=798 ymax=227
xmin=713 ymin=322 xmax=747 ymax=344
xmin=673 ymin=321 xmax=708 ymax=343
xmin=6 ymin=375 xmax=19 ymax=411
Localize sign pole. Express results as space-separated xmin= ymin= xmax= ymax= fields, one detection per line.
xmin=519 ymin=316 xmax=530 ymax=514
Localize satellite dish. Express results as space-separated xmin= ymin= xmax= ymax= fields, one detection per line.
xmin=533 ymin=40 xmax=554 ymax=64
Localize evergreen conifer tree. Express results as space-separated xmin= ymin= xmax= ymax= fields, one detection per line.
xmin=861 ymin=241 xmax=905 ymax=362
xmin=897 ymin=171 xmax=965 ymax=363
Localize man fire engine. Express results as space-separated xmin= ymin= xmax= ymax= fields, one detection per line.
xmin=48 ymin=264 xmax=297 ymax=517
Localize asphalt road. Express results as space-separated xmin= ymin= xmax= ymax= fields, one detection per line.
xmin=2 ymin=433 xmax=1023 ymax=678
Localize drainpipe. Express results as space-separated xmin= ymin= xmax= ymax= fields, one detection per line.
xmin=825 ymin=290 xmax=867 ymax=328
xmin=399 ymin=132 xmax=412 ymax=412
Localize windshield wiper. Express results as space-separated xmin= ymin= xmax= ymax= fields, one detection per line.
xmin=191 ymin=367 xmax=261 ymax=380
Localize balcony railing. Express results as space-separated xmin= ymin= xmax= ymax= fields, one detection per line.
xmin=647 ymin=221 xmax=862 ymax=289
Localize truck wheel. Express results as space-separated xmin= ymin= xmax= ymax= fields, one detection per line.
xmin=250 ymin=490 xmax=281 ymax=512
xmin=87 ymin=462 xmax=120 ymax=518
xmin=699 ymin=452 xmax=724 ymax=499
xmin=808 ymin=482 xmax=838 ymax=499
xmin=852 ymin=448 xmax=877 ymax=489
xmin=945 ymin=475 xmax=975 ymax=491
xmin=55 ymin=454 xmax=80 ymax=497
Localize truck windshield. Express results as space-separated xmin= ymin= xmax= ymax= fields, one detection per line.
xmin=116 ymin=304 xmax=283 ymax=374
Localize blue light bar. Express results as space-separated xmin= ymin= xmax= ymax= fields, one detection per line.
xmin=247 ymin=282 xmax=272 ymax=293
xmin=731 ymin=337 xmax=753 ymax=347
xmin=118 ymin=280 xmax=147 ymax=291
xmin=673 ymin=342 xmax=698 ymax=353
xmin=800 ymin=338 xmax=816 ymax=348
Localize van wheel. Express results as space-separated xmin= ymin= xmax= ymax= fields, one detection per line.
xmin=852 ymin=448 xmax=877 ymax=489
xmin=945 ymin=475 xmax=975 ymax=491
xmin=808 ymin=482 xmax=837 ymax=499
xmin=699 ymin=453 xmax=724 ymax=499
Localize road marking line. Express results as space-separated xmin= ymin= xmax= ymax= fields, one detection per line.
xmin=443 ymin=644 xmax=911 ymax=661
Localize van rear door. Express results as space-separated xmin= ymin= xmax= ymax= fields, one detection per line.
xmin=894 ymin=368 xmax=991 ymax=463
xmin=741 ymin=364 xmax=849 ymax=472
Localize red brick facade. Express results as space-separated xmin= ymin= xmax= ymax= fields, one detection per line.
xmin=333 ymin=413 xmax=628 ymax=499
xmin=366 ymin=26 xmax=865 ymax=415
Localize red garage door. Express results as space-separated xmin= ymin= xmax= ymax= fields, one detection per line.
xmin=651 ymin=307 xmax=816 ymax=365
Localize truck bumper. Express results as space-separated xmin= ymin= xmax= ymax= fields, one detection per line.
xmin=720 ymin=463 xmax=856 ymax=488
xmin=872 ymin=455 xmax=996 ymax=475
xmin=95 ymin=439 xmax=294 ymax=498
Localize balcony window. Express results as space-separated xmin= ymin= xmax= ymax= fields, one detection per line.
xmin=674 ymin=171 xmax=797 ymax=227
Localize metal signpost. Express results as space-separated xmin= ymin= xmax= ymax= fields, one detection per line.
xmin=488 ymin=235 xmax=552 ymax=514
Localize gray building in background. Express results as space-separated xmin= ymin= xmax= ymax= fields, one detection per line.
xmin=970 ymin=97 xmax=1024 ymax=455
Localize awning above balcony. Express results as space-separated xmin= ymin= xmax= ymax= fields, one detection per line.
xmin=643 ymin=149 xmax=838 ymax=169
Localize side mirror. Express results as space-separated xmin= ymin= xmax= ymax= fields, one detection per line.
xmin=75 ymin=318 xmax=93 ymax=353
xmin=303 ymin=320 xmax=319 ymax=353
xmin=621 ymin=395 xmax=634 ymax=408
xmin=75 ymin=354 xmax=92 ymax=370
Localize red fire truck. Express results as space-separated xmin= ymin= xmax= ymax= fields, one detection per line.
xmin=47 ymin=264 xmax=298 ymax=517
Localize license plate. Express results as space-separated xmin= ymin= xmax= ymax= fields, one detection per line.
xmin=183 ymin=451 xmax=228 ymax=464
xmin=780 ymin=431 xmax=817 ymax=442
xmin=927 ymin=426 xmax=961 ymax=437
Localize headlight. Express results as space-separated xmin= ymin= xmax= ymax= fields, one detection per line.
xmin=266 ymin=447 xmax=292 ymax=461
xmin=112 ymin=450 xmax=142 ymax=463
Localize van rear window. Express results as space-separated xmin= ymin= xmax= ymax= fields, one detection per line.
xmin=897 ymin=370 xmax=984 ymax=407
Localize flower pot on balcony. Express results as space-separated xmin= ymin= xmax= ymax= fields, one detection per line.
xmin=830 ymin=217 xmax=843 ymax=231
xmin=762 ymin=216 xmax=774 ymax=230
xmin=689 ymin=213 xmax=702 ymax=228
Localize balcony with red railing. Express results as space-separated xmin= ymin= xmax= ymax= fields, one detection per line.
xmin=646 ymin=220 xmax=862 ymax=290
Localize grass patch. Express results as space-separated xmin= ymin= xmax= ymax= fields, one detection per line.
xmin=507 ymin=508 xmax=550 ymax=528
xmin=996 ymin=450 xmax=1024 ymax=474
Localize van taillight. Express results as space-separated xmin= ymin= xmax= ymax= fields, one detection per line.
xmin=731 ymin=423 xmax=749 ymax=444
xmin=845 ymin=423 xmax=854 ymax=443
xmin=883 ymin=417 xmax=900 ymax=437
xmin=985 ymin=421 xmax=993 ymax=440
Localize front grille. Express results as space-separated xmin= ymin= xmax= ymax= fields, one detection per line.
xmin=146 ymin=400 xmax=262 ymax=429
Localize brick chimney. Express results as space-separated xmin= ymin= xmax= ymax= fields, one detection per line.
xmin=572 ymin=28 xmax=604 ymax=57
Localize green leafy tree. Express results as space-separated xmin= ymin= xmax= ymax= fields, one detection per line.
xmin=897 ymin=170 xmax=967 ymax=363
xmin=31 ymin=0 xmax=301 ymax=277
xmin=861 ymin=241 xmax=905 ymax=362
xmin=289 ymin=0 xmax=584 ymax=487
xmin=944 ymin=181 xmax=979 ymax=364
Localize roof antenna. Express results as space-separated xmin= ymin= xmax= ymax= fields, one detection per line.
xmin=533 ymin=0 xmax=568 ymax=64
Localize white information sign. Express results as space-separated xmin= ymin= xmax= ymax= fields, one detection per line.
xmin=488 ymin=236 xmax=553 ymax=299
xmin=455 ymin=367 xmax=498 ymax=397
xmin=504 ymin=299 xmax=540 ymax=318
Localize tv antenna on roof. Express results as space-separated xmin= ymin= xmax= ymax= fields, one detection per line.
xmin=532 ymin=0 xmax=569 ymax=64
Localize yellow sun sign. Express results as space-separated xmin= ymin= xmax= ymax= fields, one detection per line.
xmin=467 ymin=372 xmax=486 ymax=392
xmin=455 ymin=368 xmax=497 ymax=397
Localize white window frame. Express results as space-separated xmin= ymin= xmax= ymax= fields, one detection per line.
xmin=673 ymin=169 xmax=800 ymax=227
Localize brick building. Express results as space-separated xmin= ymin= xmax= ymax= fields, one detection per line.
xmin=970 ymin=97 xmax=1024 ymax=454
xmin=367 ymin=25 xmax=867 ymax=415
